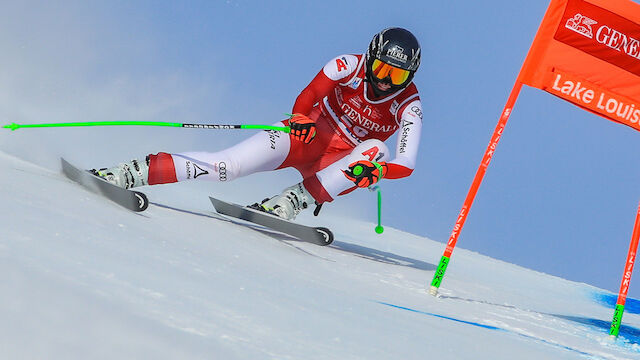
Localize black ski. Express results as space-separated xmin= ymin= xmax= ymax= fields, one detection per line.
xmin=209 ymin=197 xmax=333 ymax=246
xmin=61 ymin=158 xmax=149 ymax=212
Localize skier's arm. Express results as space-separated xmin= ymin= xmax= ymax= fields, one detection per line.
xmin=292 ymin=55 xmax=359 ymax=115
xmin=292 ymin=71 xmax=335 ymax=115
xmin=385 ymin=100 xmax=423 ymax=179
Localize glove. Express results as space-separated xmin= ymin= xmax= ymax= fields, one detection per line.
xmin=289 ymin=113 xmax=316 ymax=144
xmin=343 ymin=160 xmax=387 ymax=188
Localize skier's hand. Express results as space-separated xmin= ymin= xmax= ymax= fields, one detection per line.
xmin=343 ymin=160 xmax=387 ymax=188
xmin=289 ymin=113 xmax=316 ymax=144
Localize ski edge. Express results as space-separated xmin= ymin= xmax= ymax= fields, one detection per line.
xmin=61 ymin=158 xmax=149 ymax=212
xmin=209 ymin=196 xmax=333 ymax=246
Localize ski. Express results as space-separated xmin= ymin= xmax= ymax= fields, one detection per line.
xmin=209 ymin=197 xmax=333 ymax=246
xmin=61 ymin=158 xmax=149 ymax=212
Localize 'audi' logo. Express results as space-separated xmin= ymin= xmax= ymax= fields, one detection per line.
xmin=218 ymin=162 xmax=227 ymax=181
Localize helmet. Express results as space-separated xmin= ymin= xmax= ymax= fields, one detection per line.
xmin=365 ymin=27 xmax=421 ymax=96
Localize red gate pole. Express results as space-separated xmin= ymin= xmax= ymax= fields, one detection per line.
xmin=429 ymin=81 xmax=524 ymax=296
xmin=609 ymin=199 xmax=640 ymax=338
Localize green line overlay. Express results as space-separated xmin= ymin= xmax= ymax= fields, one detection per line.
xmin=609 ymin=303 xmax=625 ymax=337
xmin=3 ymin=121 xmax=182 ymax=130
xmin=431 ymin=256 xmax=451 ymax=289
xmin=375 ymin=187 xmax=384 ymax=234
xmin=241 ymin=124 xmax=290 ymax=133
xmin=3 ymin=121 xmax=290 ymax=133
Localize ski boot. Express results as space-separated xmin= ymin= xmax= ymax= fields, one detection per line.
xmin=90 ymin=157 xmax=150 ymax=189
xmin=249 ymin=183 xmax=315 ymax=221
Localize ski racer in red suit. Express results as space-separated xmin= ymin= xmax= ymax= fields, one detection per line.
xmin=93 ymin=27 xmax=424 ymax=220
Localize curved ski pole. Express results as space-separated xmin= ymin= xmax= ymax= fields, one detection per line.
xmin=3 ymin=121 xmax=290 ymax=133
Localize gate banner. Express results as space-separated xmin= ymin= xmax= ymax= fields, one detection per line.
xmin=518 ymin=0 xmax=640 ymax=131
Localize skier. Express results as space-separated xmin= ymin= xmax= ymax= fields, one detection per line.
xmin=93 ymin=27 xmax=424 ymax=221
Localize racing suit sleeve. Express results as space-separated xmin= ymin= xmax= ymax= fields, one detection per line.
xmin=292 ymin=54 xmax=359 ymax=115
xmin=385 ymin=99 xmax=423 ymax=179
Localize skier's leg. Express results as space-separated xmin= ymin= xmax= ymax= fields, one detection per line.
xmin=168 ymin=128 xmax=290 ymax=183
xmin=303 ymin=139 xmax=390 ymax=203
xmin=93 ymin=124 xmax=291 ymax=189
xmin=257 ymin=139 xmax=390 ymax=220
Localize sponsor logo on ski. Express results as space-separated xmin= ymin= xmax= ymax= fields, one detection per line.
xmin=134 ymin=193 xmax=146 ymax=209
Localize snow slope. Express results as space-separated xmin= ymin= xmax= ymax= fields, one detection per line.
xmin=1 ymin=151 xmax=640 ymax=360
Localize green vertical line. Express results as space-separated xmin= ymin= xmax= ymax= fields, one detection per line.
xmin=609 ymin=304 xmax=625 ymax=337
xmin=431 ymin=256 xmax=451 ymax=289
xmin=375 ymin=188 xmax=384 ymax=234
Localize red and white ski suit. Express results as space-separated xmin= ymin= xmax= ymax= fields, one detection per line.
xmin=147 ymin=54 xmax=424 ymax=203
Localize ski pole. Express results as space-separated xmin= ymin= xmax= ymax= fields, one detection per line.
xmin=370 ymin=186 xmax=384 ymax=234
xmin=3 ymin=121 xmax=290 ymax=133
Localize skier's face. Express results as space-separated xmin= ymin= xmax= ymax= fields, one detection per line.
xmin=375 ymin=81 xmax=392 ymax=92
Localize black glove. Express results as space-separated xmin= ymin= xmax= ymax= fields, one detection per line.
xmin=289 ymin=113 xmax=316 ymax=144
xmin=343 ymin=160 xmax=387 ymax=188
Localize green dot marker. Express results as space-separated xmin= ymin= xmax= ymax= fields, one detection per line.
xmin=375 ymin=225 xmax=384 ymax=234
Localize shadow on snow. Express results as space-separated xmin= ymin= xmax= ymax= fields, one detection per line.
xmin=151 ymin=202 xmax=436 ymax=272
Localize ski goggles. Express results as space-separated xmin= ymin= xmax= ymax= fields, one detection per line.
xmin=371 ymin=59 xmax=411 ymax=85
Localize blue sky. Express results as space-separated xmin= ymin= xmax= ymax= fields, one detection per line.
xmin=2 ymin=0 xmax=640 ymax=299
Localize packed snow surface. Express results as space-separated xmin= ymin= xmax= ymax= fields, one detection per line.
xmin=1 ymin=151 xmax=640 ymax=359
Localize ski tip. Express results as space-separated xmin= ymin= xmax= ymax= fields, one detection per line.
xmin=314 ymin=227 xmax=334 ymax=246
xmin=133 ymin=192 xmax=149 ymax=212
